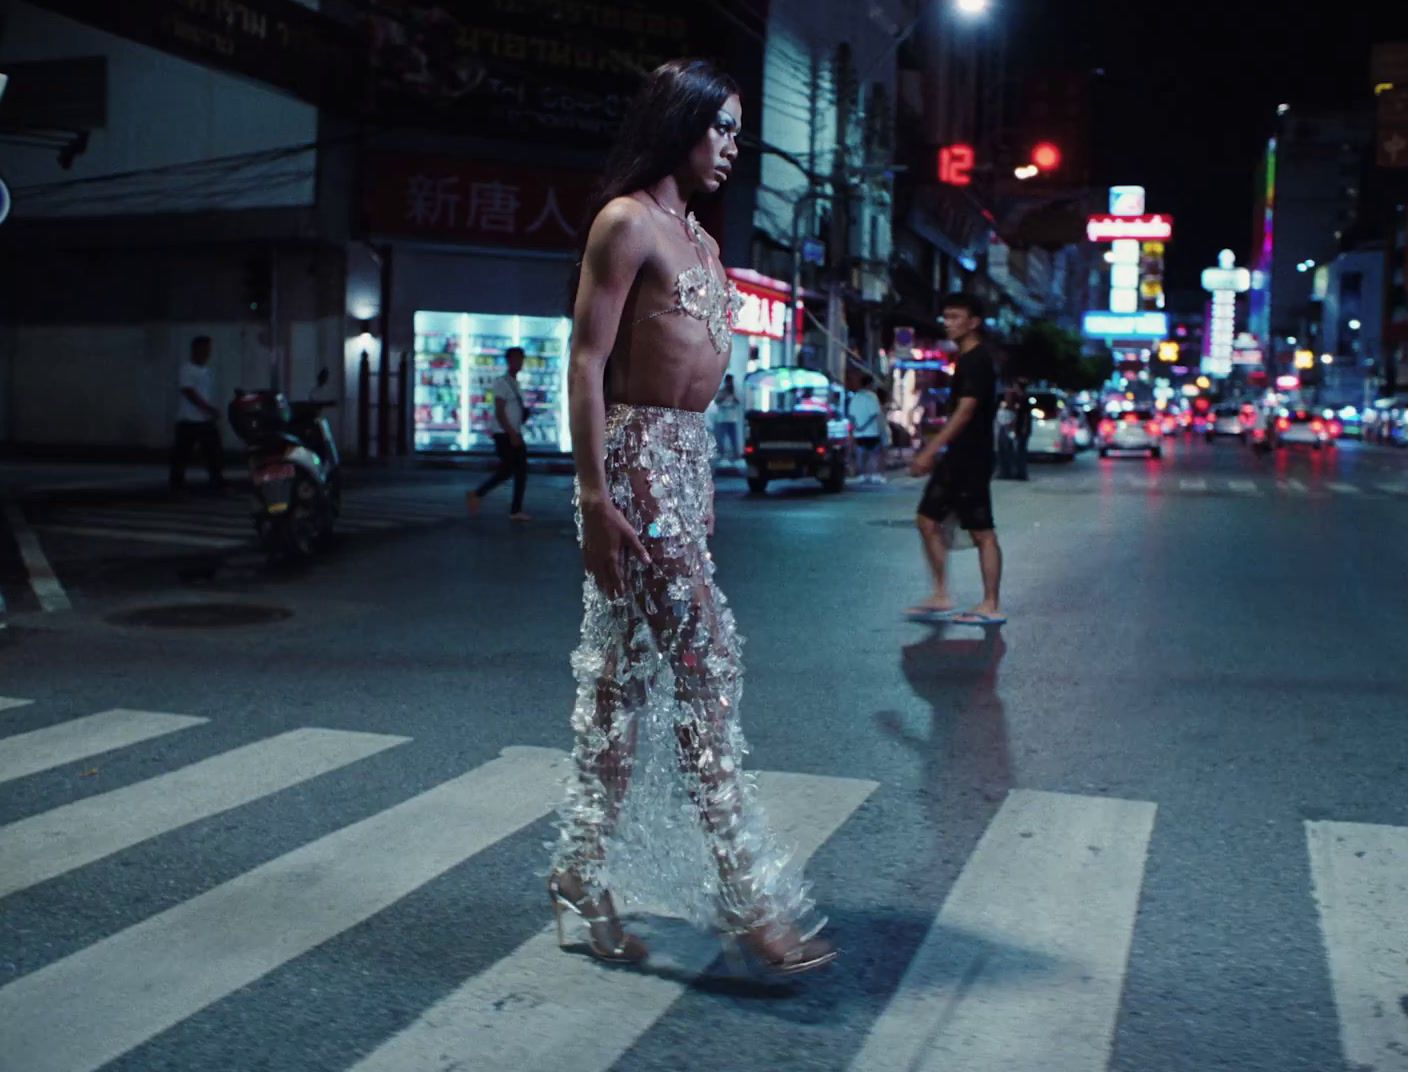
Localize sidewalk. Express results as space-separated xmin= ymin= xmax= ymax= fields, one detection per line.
xmin=0 ymin=453 xmax=752 ymax=505
xmin=0 ymin=455 xmax=564 ymax=503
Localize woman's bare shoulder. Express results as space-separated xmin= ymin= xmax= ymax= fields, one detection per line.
xmin=590 ymin=196 xmax=652 ymax=240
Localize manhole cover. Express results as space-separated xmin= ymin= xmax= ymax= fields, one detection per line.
xmin=108 ymin=603 xmax=293 ymax=628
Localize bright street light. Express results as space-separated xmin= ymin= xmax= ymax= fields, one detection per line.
xmin=955 ymin=0 xmax=992 ymax=16
xmin=1348 ymin=318 xmax=1362 ymax=330
xmin=1013 ymin=164 xmax=1039 ymax=180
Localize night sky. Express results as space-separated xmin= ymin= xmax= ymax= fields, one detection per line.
xmin=1012 ymin=0 xmax=1408 ymax=306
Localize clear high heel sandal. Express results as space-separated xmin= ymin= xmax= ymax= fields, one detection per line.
xmin=547 ymin=874 xmax=649 ymax=965
xmin=723 ymin=923 xmax=838 ymax=977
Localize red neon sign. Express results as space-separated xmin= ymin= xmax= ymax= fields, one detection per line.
xmin=1085 ymin=213 xmax=1175 ymax=242
xmin=938 ymin=144 xmax=974 ymax=187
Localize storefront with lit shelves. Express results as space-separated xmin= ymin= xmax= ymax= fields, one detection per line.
xmin=412 ymin=311 xmax=571 ymax=453
xmin=356 ymin=151 xmax=593 ymax=457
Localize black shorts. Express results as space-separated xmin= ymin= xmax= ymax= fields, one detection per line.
xmin=855 ymin=435 xmax=881 ymax=448
xmin=917 ymin=459 xmax=994 ymax=532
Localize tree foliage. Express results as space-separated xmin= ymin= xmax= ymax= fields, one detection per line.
xmin=1007 ymin=321 xmax=1110 ymax=390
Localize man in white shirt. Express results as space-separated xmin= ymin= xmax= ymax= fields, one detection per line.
xmin=849 ymin=373 xmax=885 ymax=484
xmin=467 ymin=346 xmax=531 ymax=520
xmin=712 ymin=373 xmax=742 ymax=462
xmin=169 ymin=335 xmax=226 ymax=492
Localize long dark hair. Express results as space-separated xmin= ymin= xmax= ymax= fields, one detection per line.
xmin=569 ymin=58 xmax=740 ymax=311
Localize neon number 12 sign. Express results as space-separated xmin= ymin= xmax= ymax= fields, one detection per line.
xmin=938 ymin=143 xmax=974 ymax=187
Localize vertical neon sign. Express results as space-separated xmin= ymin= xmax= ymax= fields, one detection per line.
xmin=1249 ymin=136 xmax=1276 ymax=351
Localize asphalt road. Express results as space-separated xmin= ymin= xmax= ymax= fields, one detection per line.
xmin=1 ymin=434 xmax=1407 ymax=1072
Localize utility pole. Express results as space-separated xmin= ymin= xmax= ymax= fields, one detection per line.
xmin=787 ymin=189 xmax=828 ymax=365
xmin=828 ymin=44 xmax=857 ymax=388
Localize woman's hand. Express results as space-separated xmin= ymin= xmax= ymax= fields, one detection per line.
xmin=581 ymin=498 xmax=650 ymax=597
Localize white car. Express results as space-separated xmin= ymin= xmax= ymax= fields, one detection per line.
xmin=1211 ymin=403 xmax=1253 ymax=440
xmin=1098 ymin=408 xmax=1162 ymax=458
xmin=1274 ymin=409 xmax=1340 ymax=450
xmin=1025 ymin=391 xmax=1079 ymax=459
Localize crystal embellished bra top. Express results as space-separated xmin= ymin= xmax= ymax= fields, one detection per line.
xmin=632 ymin=211 xmax=744 ymax=355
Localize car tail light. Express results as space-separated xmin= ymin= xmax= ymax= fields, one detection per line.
xmin=815 ymin=445 xmax=826 ymax=455
xmin=1276 ymin=416 xmax=1290 ymax=432
xmin=743 ymin=444 xmax=755 ymax=455
xmin=1329 ymin=420 xmax=1343 ymax=437
xmin=1311 ymin=419 xmax=1325 ymax=435
xmin=1146 ymin=421 xmax=1161 ymax=437
xmin=1099 ymin=420 xmax=1115 ymax=437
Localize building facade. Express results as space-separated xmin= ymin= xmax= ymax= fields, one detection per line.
xmin=0 ymin=0 xmax=347 ymax=453
xmin=1247 ymin=108 xmax=1374 ymax=375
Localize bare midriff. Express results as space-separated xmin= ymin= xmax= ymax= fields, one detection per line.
xmin=605 ymin=242 xmax=732 ymax=414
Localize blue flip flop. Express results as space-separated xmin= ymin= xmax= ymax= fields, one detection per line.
xmin=950 ymin=611 xmax=1008 ymax=626
xmin=904 ymin=607 xmax=960 ymax=623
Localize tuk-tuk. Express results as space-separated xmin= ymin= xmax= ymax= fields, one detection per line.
xmin=742 ymin=367 xmax=851 ymax=494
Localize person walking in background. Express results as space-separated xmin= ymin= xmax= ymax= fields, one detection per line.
xmin=849 ymin=372 xmax=886 ymax=484
xmin=996 ymin=388 xmax=1018 ymax=480
xmin=169 ymin=335 xmax=226 ymax=493
xmin=1012 ymin=377 xmax=1032 ymax=481
xmin=906 ymin=294 xmax=1006 ymax=626
xmin=467 ymin=345 xmax=531 ymax=520
xmin=712 ymin=373 xmax=743 ymax=463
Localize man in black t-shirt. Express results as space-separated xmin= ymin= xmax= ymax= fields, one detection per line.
xmin=905 ymin=294 xmax=1006 ymax=625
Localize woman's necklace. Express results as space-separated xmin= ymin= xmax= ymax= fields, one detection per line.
xmin=645 ymin=189 xmax=703 ymax=246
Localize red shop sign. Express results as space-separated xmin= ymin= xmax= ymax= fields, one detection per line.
xmin=726 ymin=269 xmax=790 ymax=340
xmin=363 ymin=153 xmax=595 ymax=250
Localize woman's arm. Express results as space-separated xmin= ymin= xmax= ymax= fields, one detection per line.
xmin=569 ymin=199 xmax=650 ymax=505
xmin=568 ymin=198 xmax=654 ymax=593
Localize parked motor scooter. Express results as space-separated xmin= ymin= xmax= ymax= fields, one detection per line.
xmin=228 ymin=369 xmax=341 ymax=559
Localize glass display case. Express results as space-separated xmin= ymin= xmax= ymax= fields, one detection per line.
xmin=413 ymin=311 xmax=571 ymax=452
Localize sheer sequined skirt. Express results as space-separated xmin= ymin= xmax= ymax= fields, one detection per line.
xmin=550 ymin=403 xmax=821 ymax=936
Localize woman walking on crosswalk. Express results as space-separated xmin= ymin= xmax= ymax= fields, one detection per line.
xmin=547 ymin=59 xmax=835 ymax=976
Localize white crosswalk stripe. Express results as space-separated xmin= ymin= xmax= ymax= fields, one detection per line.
xmin=349 ymin=770 xmax=877 ymax=1072
xmin=0 ymin=708 xmax=206 ymax=785
xmin=1227 ymin=479 xmax=1260 ymax=495
xmin=331 ymin=514 xmax=403 ymax=530
xmin=1327 ymin=482 xmax=1361 ymax=495
xmin=0 ymin=696 xmax=35 ymax=713
xmin=1306 ymin=820 xmax=1408 ymax=1072
xmin=51 ymin=507 xmax=250 ymax=536
xmin=0 ymin=727 xmax=409 ymax=898
xmin=1377 ymin=483 xmax=1408 ymax=496
xmin=345 ymin=500 xmax=462 ymax=519
xmin=849 ymin=790 xmax=1156 ymax=1072
xmin=33 ymin=484 xmax=471 ymax=549
xmin=35 ymin=524 xmax=242 ymax=549
xmin=0 ymin=745 xmax=567 ymax=1072
xmin=1278 ymin=478 xmax=1309 ymax=495
xmin=1178 ymin=477 xmax=1207 ymax=492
